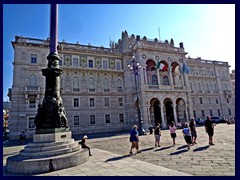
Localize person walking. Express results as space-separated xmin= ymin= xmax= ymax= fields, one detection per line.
xmin=154 ymin=124 xmax=161 ymax=147
xmin=169 ymin=121 xmax=177 ymax=146
xmin=182 ymin=123 xmax=192 ymax=150
xmin=204 ymin=116 xmax=215 ymax=145
xmin=129 ymin=125 xmax=141 ymax=155
xmin=79 ymin=135 xmax=92 ymax=156
xmin=189 ymin=118 xmax=197 ymax=144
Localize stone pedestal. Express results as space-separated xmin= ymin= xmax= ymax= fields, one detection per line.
xmin=6 ymin=132 xmax=89 ymax=175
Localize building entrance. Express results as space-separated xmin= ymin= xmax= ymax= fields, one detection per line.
xmin=153 ymin=101 xmax=161 ymax=126
xmin=165 ymin=101 xmax=174 ymax=125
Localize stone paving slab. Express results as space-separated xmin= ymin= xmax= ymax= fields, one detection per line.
xmin=3 ymin=147 xmax=192 ymax=176
xmin=3 ymin=123 xmax=235 ymax=176
xmin=88 ymin=124 xmax=235 ymax=176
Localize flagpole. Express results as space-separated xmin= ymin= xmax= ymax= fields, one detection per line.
xmin=158 ymin=27 xmax=161 ymax=41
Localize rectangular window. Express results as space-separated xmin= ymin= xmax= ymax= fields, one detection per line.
xmin=116 ymin=62 xmax=121 ymax=70
xmin=74 ymin=116 xmax=80 ymax=126
xmin=228 ymin=109 xmax=231 ymax=116
xmin=193 ymin=110 xmax=196 ymax=117
xmin=118 ymin=98 xmax=123 ymax=106
xmin=201 ymin=110 xmax=205 ymax=117
xmin=74 ymin=98 xmax=79 ymax=107
xmin=90 ymin=115 xmax=95 ymax=125
xmin=88 ymin=60 xmax=93 ymax=68
xmin=105 ymin=114 xmax=110 ymax=123
xmin=28 ymin=117 xmax=36 ymax=129
xmin=31 ymin=54 xmax=37 ymax=64
xmin=217 ymin=109 xmax=221 ymax=116
xmin=216 ymin=98 xmax=219 ymax=104
xmin=103 ymin=60 xmax=108 ymax=69
xmin=29 ymin=98 xmax=36 ymax=108
xmin=119 ymin=114 xmax=124 ymax=123
xmin=227 ymin=98 xmax=229 ymax=103
xmin=104 ymin=98 xmax=109 ymax=107
xmin=209 ymin=110 xmax=213 ymax=116
xmin=73 ymin=58 xmax=79 ymax=67
xmin=200 ymin=98 xmax=203 ymax=104
xmin=90 ymin=98 xmax=95 ymax=107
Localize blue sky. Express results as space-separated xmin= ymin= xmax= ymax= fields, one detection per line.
xmin=3 ymin=4 xmax=235 ymax=101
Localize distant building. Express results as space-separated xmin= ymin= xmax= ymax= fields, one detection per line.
xmin=7 ymin=31 xmax=235 ymax=139
xmin=3 ymin=101 xmax=11 ymax=111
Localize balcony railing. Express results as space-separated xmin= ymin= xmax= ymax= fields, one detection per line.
xmin=25 ymin=86 xmax=40 ymax=94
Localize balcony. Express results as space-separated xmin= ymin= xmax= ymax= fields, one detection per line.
xmin=89 ymin=89 xmax=95 ymax=93
xmin=72 ymin=88 xmax=80 ymax=93
xmin=25 ymin=86 xmax=40 ymax=95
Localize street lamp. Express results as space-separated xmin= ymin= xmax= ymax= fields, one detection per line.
xmin=128 ymin=54 xmax=146 ymax=135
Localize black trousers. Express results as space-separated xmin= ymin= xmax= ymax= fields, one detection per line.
xmin=82 ymin=145 xmax=91 ymax=155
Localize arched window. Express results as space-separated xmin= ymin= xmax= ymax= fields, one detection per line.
xmin=103 ymin=78 xmax=109 ymax=89
xmin=117 ymin=79 xmax=123 ymax=89
xmin=206 ymin=83 xmax=209 ymax=91
xmin=198 ymin=82 xmax=201 ymax=91
xmin=152 ymin=75 xmax=158 ymax=85
xmin=29 ymin=74 xmax=37 ymax=87
xmin=73 ymin=77 xmax=79 ymax=89
xmin=162 ymin=75 xmax=169 ymax=85
xmin=89 ymin=77 xmax=95 ymax=89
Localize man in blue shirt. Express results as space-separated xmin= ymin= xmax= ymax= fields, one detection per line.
xmin=129 ymin=125 xmax=141 ymax=154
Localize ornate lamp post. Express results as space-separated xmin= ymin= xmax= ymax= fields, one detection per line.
xmin=34 ymin=4 xmax=68 ymax=133
xmin=128 ymin=54 xmax=145 ymax=135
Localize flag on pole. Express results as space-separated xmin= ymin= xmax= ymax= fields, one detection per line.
xmin=182 ymin=63 xmax=191 ymax=74
xmin=160 ymin=63 xmax=168 ymax=71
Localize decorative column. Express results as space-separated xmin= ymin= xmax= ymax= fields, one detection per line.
xmin=169 ymin=66 xmax=174 ymax=87
xmin=185 ymin=105 xmax=190 ymax=122
xmin=172 ymin=104 xmax=177 ymax=124
xmin=160 ymin=103 xmax=165 ymax=128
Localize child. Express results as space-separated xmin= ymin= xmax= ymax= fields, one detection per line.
xmin=182 ymin=123 xmax=192 ymax=150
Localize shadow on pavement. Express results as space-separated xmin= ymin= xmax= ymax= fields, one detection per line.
xmin=170 ymin=149 xmax=188 ymax=155
xmin=154 ymin=146 xmax=172 ymax=152
xmin=105 ymin=154 xmax=131 ymax=162
xmin=193 ymin=145 xmax=210 ymax=152
xmin=176 ymin=145 xmax=188 ymax=150
xmin=139 ymin=147 xmax=155 ymax=152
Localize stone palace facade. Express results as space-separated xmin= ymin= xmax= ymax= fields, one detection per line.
xmin=7 ymin=31 xmax=235 ymax=139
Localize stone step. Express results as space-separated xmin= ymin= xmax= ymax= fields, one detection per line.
xmin=6 ymin=149 xmax=89 ymax=175
xmin=20 ymin=145 xmax=80 ymax=158
xmin=28 ymin=139 xmax=75 ymax=148
xmin=23 ymin=143 xmax=72 ymax=153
